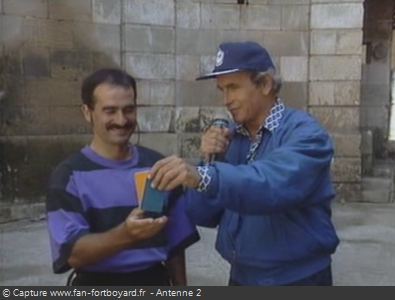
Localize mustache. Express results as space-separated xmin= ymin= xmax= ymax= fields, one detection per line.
xmin=107 ymin=123 xmax=135 ymax=130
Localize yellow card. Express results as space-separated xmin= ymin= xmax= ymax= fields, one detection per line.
xmin=134 ymin=171 xmax=149 ymax=205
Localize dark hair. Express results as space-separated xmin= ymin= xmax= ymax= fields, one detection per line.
xmin=81 ymin=68 xmax=137 ymax=109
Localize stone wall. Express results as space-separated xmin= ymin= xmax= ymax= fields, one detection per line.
xmin=0 ymin=0 xmax=365 ymax=217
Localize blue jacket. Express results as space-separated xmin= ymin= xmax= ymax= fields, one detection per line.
xmin=185 ymin=107 xmax=340 ymax=286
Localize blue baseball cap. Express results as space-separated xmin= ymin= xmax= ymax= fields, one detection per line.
xmin=196 ymin=41 xmax=276 ymax=81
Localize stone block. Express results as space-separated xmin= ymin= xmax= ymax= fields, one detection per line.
xmin=137 ymin=107 xmax=173 ymax=133
xmin=241 ymin=5 xmax=281 ymax=30
xmin=137 ymin=133 xmax=178 ymax=157
xmin=93 ymin=0 xmax=121 ymax=24
xmin=51 ymin=106 xmax=91 ymax=135
xmin=50 ymin=50 xmax=92 ymax=81
xmin=336 ymin=30 xmax=363 ymax=55
xmin=310 ymin=56 xmax=362 ymax=81
xmin=310 ymin=82 xmax=335 ymax=106
xmin=311 ymin=3 xmax=364 ymax=29
xmin=176 ymin=1 xmax=200 ymax=29
xmin=22 ymin=47 xmax=50 ymax=78
xmin=335 ymin=81 xmax=361 ymax=106
xmin=280 ymin=56 xmax=308 ymax=82
xmin=74 ymin=23 xmax=121 ymax=52
xmin=151 ymin=81 xmax=176 ymax=106
xmin=92 ymin=51 xmax=121 ymax=70
xmin=332 ymin=157 xmax=361 ymax=183
xmin=1 ymin=17 xmax=74 ymax=49
xmin=25 ymin=79 xmax=78 ymax=106
xmin=179 ymin=133 xmax=201 ymax=159
xmin=125 ymin=0 xmax=175 ymax=26
xmin=176 ymin=29 xmax=219 ymax=55
xmin=136 ymin=80 xmax=176 ymax=106
xmin=279 ymin=82 xmax=308 ymax=110
xmin=334 ymin=183 xmax=362 ymax=203
xmin=331 ymin=133 xmax=362 ymax=157
xmin=263 ymin=31 xmax=309 ymax=56
xmin=201 ymin=4 xmax=240 ymax=30
xmin=4 ymin=0 xmax=48 ymax=18
xmin=126 ymin=54 xmax=175 ymax=80
xmin=125 ymin=26 xmax=174 ymax=54
xmin=49 ymin=0 xmax=92 ymax=22
xmin=176 ymin=81 xmax=220 ymax=107
xmin=176 ymin=55 xmax=201 ymax=81
xmin=248 ymin=0 xmax=310 ymax=3
xmin=309 ymin=107 xmax=360 ymax=132
xmin=281 ymin=5 xmax=309 ymax=31
xmin=135 ymin=80 xmax=151 ymax=105
xmin=310 ymin=81 xmax=361 ymax=106
xmin=312 ymin=0 xmax=364 ymax=3
xmin=311 ymin=30 xmax=336 ymax=55
xmin=175 ymin=107 xmax=200 ymax=133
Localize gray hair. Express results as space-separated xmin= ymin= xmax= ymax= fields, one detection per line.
xmin=250 ymin=69 xmax=283 ymax=95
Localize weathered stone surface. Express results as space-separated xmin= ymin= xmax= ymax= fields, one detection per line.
xmin=332 ymin=158 xmax=362 ymax=183
xmin=49 ymin=0 xmax=92 ymax=22
xmin=74 ymin=23 xmax=121 ymax=52
xmin=334 ymin=183 xmax=362 ymax=203
xmin=126 ymin=54 xmax=175 ymax=80
xmin=332 ymin=133 xmax=362 ymax=157
xmin=4 ymin=0 xmax=48 ymax=18
xmin=22 ymin=47 xmax=50 ymax=78
xmin=25 ymin=79 xmax=78 ymax=106
xmin=125 ymin=0 xmax=175 ymax=26
xmin=151 ymin=81 xmax=176 ymax=106
xmin=311 ymin=3 xmax=364 ymax=29
xmin=176 ymin=29 xmax=219 ymax=56
xmin=137 ymin=107 xmax=173 ymax=132
xmin=93 ymin=0 xmax=121 ymax=24
xmin=310 ymin=81 xmax=361 ymax=106
xmin=310 ymin=56 xmax=362 ymax=81
xmin=337 ymin=29 xmax=363 ymax=55
xmin=280 ymin=56 xmax=308 ymax=82
xmin=311 ymin=30 xmax=337 ymax=55
xmin=137 ymin=133 xmax=178 ymax=157
xmin=176 ymin=1 xmax=200 ymax=29
xmin=175 ymin=107 xmax=200 ymax=133
xmin=241 ymin=5 xmax=281 ymax=30
xmin=201 ymin=4 xmax=240 ymax=30
xmin=263 ymin=31 xmax=309 ymax=56
xmin=279 ymin=82 xmax=308 ymax=110
xmin=125 ymin=26 xmax=174 ymax=54
xmin=179 ymin=133 xmax=201 ymax=159
xmin=310 ymin=107 xmax=360 ymax=132
xmin=176 ymin=81 xmax=220 ymax=107
xmin=50 ymin=50 xmax=92 ymax=80
xmin=281 ymin=5 xmax=309 ymax=31
xmin=176 ymin=55 xmax=200 ymax=81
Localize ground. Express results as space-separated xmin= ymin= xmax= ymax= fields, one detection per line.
xmin=0 ymin=202 xmax=394 ymax=286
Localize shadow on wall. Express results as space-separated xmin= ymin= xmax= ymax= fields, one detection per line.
xmin=0 ymin=0 xmax=121 ymax=205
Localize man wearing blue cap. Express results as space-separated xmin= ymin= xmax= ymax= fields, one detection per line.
xmin=149 ymin=41 xmax=340 ymax=286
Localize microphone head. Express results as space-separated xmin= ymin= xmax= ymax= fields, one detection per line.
xmin=212 ymin=112 xmax=231 ymax=128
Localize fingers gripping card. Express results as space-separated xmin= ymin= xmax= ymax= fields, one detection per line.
xmin=141 ymin=179 xmax=167 ymax=216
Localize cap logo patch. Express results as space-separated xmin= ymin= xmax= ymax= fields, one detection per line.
xmin=216 ymin=49 xmax=224 ymax=67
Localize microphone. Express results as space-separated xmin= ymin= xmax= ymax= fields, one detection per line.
xmin=207 ymin=112 xmax=231 ymax=163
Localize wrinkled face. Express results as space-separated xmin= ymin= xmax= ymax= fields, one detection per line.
xmin=216 ymin=71 xmax=270 ymax=125
xmin=82 ymin=83 xmax=137 ymax=146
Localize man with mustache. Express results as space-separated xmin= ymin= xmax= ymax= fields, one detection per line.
xmin=46 ymin=68 xmax=199 ymax=286
xmin=149 ymin=42 xmax=340 ymax=286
